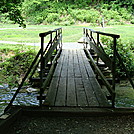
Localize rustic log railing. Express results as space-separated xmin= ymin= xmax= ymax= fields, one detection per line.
xmin=5 ymin=28 xmax=62 ymax=111
xmin=83 ymin=27 xmax=120 ymax=107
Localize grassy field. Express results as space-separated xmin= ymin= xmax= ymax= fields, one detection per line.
xmin=0 ymin=24 xmax=134 ymax=43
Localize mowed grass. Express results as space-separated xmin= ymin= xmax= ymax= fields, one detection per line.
xmin=94 ymin=25 xmax=134 ymax=43
xmin=0 ymin=23 xmax=134 ymax=43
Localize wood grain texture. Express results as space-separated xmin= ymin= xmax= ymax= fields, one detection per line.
xmin=44 ymin=49 xmax=110 ymax=107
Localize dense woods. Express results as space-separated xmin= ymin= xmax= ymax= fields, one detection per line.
xmin=0 ymin=0 xmax=134 ymax=26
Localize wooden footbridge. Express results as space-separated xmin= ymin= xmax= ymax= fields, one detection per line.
xmin=45 ymin=49 xmax=109 ymax=107
xmin=1 ymin=27 xmax=134 ymax=134
xmin=5 ymin=27 xmax=134 ymax=112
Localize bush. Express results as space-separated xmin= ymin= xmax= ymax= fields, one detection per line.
xmin=21 ymin=0 xmax=133 ymax=25
xmin=0 ymin=45 xmax=37 ymax=87
xmin=118 ymin=8 xmax=132 ymax=21
xmin=59 ymin=15 xmax=75 ymax=25
xmin=101 ymin=36 xmax=134 ymax=77
xmin=45 ymin=13 xmax=60 ymax=24
xmin=102 ymin=9 xmax=121 ymax=22
xmin=130 ymin=19 xmax=134 ymax=24
xmin=70 ymin=9 xmax=100 ymax=24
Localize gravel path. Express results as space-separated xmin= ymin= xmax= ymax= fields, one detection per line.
xmin=6 ymin=115 xmax=134 ymax=134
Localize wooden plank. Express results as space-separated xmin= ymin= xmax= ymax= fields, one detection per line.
xmin=75 ymin=78 xmax=88 ymax=106
xmin=84 ymin=48 xmax=114 ymax=95
xmin=76 ymin=50 xmax=88 ymax=79
xmin=45 ymin=48 xmax=109 ymax=108
xmin=53 ymin=50 xmax=65 ymax=77
xmin=67 ymin=78 xmax=77 ymax=106
xmin=77 ymin=50 xmax=99 ymax=106
xmin=80 ymin=50 xmax=95 ymax=78
xmin=55 ymin=78 xmax=67 ymax=106
xmin=89 ymin=77 xmax=110 ymax=107
xmin=42 ymin=48 xmax=62 ymax=91
xmin=73 ymin=50 xmax=82 ymax=78
xmin=82 ymin=79 xmax=100 ymax=106
xmin=60 ymin=50 xmax=68 ymax=77
xmin=44 ymin=77 xmax=59 ymax=106
xmin=68 ymin=50 xmax=74 ymax=78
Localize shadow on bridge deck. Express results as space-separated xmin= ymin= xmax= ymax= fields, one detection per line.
xmin=44 ymin=45 xmax=110 ymax=108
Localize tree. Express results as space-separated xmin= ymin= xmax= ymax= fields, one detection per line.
xmin=0 ymin=0 xmax=26 ymax=28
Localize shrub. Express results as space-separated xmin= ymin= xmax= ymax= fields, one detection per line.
xmin=101 ymin=36 xmax=134 ymax=77
xmin=118 ymin=8 xmax=132 ymax=21
xmin=0 ymin=45 xmax=37 ymax=87
xmin=102 ymin=9 xmax=121 ymax=22
xmin=45 ymin=13 xmax=60 ymax=24
xmin=59 ymin=15 xmax=75 ymax=25
xmin=130 ymin=19 xmax=134 ymax=24
xmin=70 ymin=9 xmax=100 ymax=24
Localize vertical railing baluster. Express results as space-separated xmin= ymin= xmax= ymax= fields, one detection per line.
xmin=83 ymin=28 xmax=85 ymax=47
xmin=40 ymin=36 xmax=44 ymax=106
xmin=56 ymin=30 xmax=58 ymax=53
xmin=86 ymin=29 xmax=88 ymax=48
xmin=112 ymin=37 xmax=117 ymax=107
xmin=96 ymin=33 xmax=100 ymax=79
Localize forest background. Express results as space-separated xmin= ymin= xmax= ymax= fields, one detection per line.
xmin=0 ymin=0 xmax=134 ymax=27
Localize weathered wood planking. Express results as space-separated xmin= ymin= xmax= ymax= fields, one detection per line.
xmin=44 ymin=49 xmax=110 ymax=107
xmin=67 ymin=50 xmax=77 ymax=106
xmin=67 ymin=78 xmax=77 ymax=106
xmin=55 ymin=78 xmax=67 ymax=106
xmin=45 ymin=50 xmax=65 ymax=105
xmin=77 ymin=50 xmax=99 ymax=106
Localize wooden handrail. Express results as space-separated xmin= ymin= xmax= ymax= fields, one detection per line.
xmin=84 ymin=27 xmax=120 ymax=38
xmin=39 ymin=27 xmax=62 ymax=37
xmin=83 ymin=27 xmax=120 ymax=107
xmin=5 ymin=28 xmax=62 ymax=111
xmin=39 ymin=27 xmax=62 ymax=106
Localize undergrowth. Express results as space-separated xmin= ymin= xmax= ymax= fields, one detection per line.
xmin=0 ymin=44 xmax=38 ymax=87
xmin=101 ymin=37 xmax=134 ymax=77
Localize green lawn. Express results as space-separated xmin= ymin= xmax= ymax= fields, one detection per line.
xmin=94 ymin=25 xmax=134 ymax=43
xmin=0 ymin=24 xmax=134 ymax=43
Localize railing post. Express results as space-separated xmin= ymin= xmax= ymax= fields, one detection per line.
xmin=90 ymin=31 xmax=93 ymax=41
xmin=56 ymin=30 xmax=58 ymax=53
xmin=96 ymin=33 xmax=100 ymax=79
xmin=83 ymin=28 xmax=85 ymax=46
xmin=40 ymin=36 xmax=44 ymax=106
xmin=86 ymin=29 xmax=89 ymax=48
xmin=60 ymin=28 xmax=62 ymax=49
xmin=50 ymin=33 xmax=53 ymax=65
xmin=50 ymin=33 xmax=52 ymax=47
xmin=112 ymin=37 xmax=117 ymax=107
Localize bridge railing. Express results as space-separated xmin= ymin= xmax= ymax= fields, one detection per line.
xmin=5 ymin=28 xmax=62 ymax=111
xmin=83 ymin=27 xmax=120 ymax=107
xmin=39 ymin=28 xmax=62 ymax=106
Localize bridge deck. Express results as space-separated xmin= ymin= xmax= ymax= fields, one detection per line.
xmin=44 ymin=49 xmax=110 ymax=107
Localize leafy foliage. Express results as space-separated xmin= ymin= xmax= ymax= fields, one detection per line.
xmin=21 ymin=0 xmax=133 ymax=25
xmin=0 ymin=0 xmax=26 ymax=27
xmin=101 ymin=37 xmax=134 ymax=77
xmin=0 ymin=0 xmax=133 ymax=26
xmin=0 ymin=44 xmax=37 ymax=87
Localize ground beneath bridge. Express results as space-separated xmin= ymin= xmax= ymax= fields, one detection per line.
xmin=6 ymin=115 xmax=134 ymax=134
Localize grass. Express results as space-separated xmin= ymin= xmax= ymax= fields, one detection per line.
xmin=0 ymin=24 xmax=133 ymax=43
xmin=93 ymin=25 xmax=134 ymax=43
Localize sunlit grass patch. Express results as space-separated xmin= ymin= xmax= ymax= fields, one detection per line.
xmin=0 ymin=24 xmax=134 ymax=43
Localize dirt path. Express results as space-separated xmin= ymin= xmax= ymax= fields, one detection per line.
xmin=5 ymin=115 xmax=134 ymax=134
